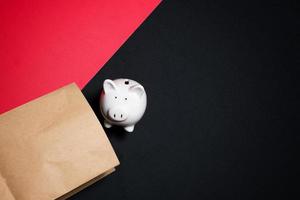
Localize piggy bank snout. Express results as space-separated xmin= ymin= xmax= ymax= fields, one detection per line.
xmin=108 ymin=107 xmax=128 ymax=122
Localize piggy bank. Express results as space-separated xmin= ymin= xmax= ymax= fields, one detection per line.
xmin=100 ymin=78 xmax=147 ymax=132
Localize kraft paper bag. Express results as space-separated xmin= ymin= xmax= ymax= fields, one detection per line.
xmin=0 ymin=83 xmax=119 ymax=200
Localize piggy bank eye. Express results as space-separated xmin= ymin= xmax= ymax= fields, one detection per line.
xmin=125 ymin=98 xmax=128 ymax=100
xmin=115 ymin=96 xmax=117 ymax=99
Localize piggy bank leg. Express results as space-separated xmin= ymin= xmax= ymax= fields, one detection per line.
xmin=104 ymin=120 xmax=112 ymax=128
xmin=124 ymin=125 xmax=135 ymax=132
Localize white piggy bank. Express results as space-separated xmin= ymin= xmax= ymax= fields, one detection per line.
xmin=100 ymin=78 xmax=147 ymax=132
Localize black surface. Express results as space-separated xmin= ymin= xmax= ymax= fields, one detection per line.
xmin=73 ymin=1 xmax=297 ymax=199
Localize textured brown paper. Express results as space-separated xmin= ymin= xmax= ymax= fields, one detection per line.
xmin=0 ymin=83 xmax=119 ymax=200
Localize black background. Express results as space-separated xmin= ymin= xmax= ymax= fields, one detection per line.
xmin=71 ymin=1 xmax=297 ymax=199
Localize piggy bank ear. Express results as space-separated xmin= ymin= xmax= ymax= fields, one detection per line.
xmin=130 ymin=85 xmax=145 ymax=98
xmin=103 ymin=79 xmax=117 ymax=93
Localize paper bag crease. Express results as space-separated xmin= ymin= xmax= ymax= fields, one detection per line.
xmin=0 ymin=83 xmax=119 ymax=200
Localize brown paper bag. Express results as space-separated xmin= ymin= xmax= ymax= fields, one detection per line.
xmin=0 ymin=83 xmax=119 ymax=200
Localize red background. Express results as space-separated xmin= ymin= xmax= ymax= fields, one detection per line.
xmin=0 ymin=0 xmax=160 ymax=114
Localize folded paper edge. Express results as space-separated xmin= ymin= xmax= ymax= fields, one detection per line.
xmin=0 ymin=172 xmax=16 ymax=200
xmin=55 ymin=168 xmax=116 ymax=200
